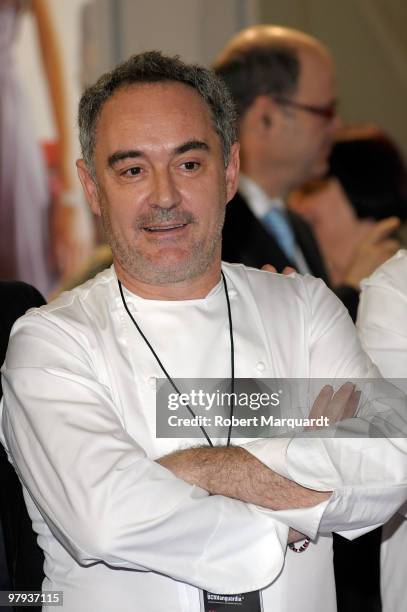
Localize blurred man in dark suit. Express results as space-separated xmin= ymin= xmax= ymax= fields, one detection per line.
xmin=215 ymin=25 xmax=399 ymax=323
xmin=215 ymin=26 xmax=394 ymax=611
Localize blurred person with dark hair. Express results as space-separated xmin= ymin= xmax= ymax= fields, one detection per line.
xmin=330 ymin=124 xmax=407 ymax=222
xmin=215 ymin=26 xmax=399 ymax=323
xmin=290 ymin=125 xmax=407 ymax=287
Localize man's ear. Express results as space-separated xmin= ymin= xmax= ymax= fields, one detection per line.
xmin=76 ymin=159 xmax=102 ymax=217
xmin=250 ymin=95 xmax=280 ymax=134
xmin=225 ymin=142 xmax=240 ymax=203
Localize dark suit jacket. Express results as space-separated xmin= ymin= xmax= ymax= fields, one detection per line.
xmin=222 ymin=192 xmax=359 ymax=321
xmin=0 ymin=281 xmax=45 ymax=604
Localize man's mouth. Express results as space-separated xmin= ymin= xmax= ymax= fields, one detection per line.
xmin=143 ymin=223 xmax=188 ymax=233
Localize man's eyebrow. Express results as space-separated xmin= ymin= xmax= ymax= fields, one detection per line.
xmin=107 ymin=150 xmax=143 ymax=168
xmin=174 ymin=140 xmax=210 ymax=155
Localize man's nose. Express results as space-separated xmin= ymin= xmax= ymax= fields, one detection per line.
xmin=149 ymin=169 xmax=181 ymax=208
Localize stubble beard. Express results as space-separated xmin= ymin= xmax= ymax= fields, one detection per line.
xmin=99 ymin=203 xmax=226 ymax=286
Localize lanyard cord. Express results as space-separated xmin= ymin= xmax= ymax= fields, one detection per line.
xmin=118 ymin=270 xmax=235 ymax=447
xmin=223 ymin=272 xmax=235 ymax=446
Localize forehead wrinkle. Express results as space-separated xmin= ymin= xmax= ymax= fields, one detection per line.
xmin=96 ymin=83 xmax=221 ymax=173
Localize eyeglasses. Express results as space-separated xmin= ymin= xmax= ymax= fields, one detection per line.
xmin=273 ymin=96 xmax=338 ymax=120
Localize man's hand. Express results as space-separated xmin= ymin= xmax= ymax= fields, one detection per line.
xmin=262 ymin=264 xmax=296 ymax=275
xmin=261 ymin=218 xmax=400 ymax=291
xmin=343 ymin=217 xmax=400 ymax=289
xmin=308 ymin=382 xmax=360 ymax=429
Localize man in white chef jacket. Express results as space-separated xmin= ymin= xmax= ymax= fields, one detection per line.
xmin=1 ymin=51 xmax=407 ymax=612
xmin=357 ymin=249 xmax=407 ymax=612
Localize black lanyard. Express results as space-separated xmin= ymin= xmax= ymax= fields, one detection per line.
xmin=118 ymin=270 xmax=235 ymax=446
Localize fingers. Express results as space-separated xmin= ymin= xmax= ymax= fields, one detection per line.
xmin=261 ymin=264 xmax=297 ymax=275
xmin=261 ymin=264 xmax=277 ymax=273
xmin=342 ymin=388 xmax=361 ymax=420
xmin=344 ymin=218 xmax=401 ymax=288
xmin=364 ymin=216 xmax=400 ymax=244
xmin=370 ymin=240 xmax=400 ymax=271
xmin=308 ymin=383 xmax=360 ymax=429
xmin=326 ymin=382 xmax=357 ymax=424
xmin=374 ymin=238 xmax=400 ymax=256
xmin=308 ymin=385 xmax=334 ymax=421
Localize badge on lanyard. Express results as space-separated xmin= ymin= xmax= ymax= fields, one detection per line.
xmin=200 ymin=589 xmax=263 ymax=611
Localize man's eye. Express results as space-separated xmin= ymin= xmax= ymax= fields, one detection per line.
xmin=181 ymin=161 xmax=200 ymax=171
xmin=122 ymin=166 xmax=142 ymax=176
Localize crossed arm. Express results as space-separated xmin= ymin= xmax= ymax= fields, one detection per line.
xmin=157 ymin=383 xmax=365 ymax=543
xmin=3 ymin=290 xmax=407 ymax=590
xmin=158 ymin=383 xmax=359 ymax=513
xmin=158 ymin=445 xmax=330 ymax=543
xmin=158 ymin=445 xmax=329 ymax=511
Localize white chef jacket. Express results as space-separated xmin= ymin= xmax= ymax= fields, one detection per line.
xmin=2 ymin=262 xmax=407 ymax=612
xmin=358 ymin=249 xmax=407 ymax=612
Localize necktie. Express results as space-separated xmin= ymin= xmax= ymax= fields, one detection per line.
xmin=262 ymin=208 xmax=296 ymax=261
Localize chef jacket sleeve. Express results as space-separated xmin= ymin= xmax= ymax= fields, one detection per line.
xmin=244 ymin=275 xmax=407 ymax=540
xmin=1 ymin=310 xmax=292 ymax=595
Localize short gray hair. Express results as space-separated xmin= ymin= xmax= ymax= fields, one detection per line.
xmin=78 ymin=51 xmax=237 ymax=176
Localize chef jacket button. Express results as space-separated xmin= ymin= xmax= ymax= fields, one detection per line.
xmin=256 ymin=361 xmax=266 ymax=373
